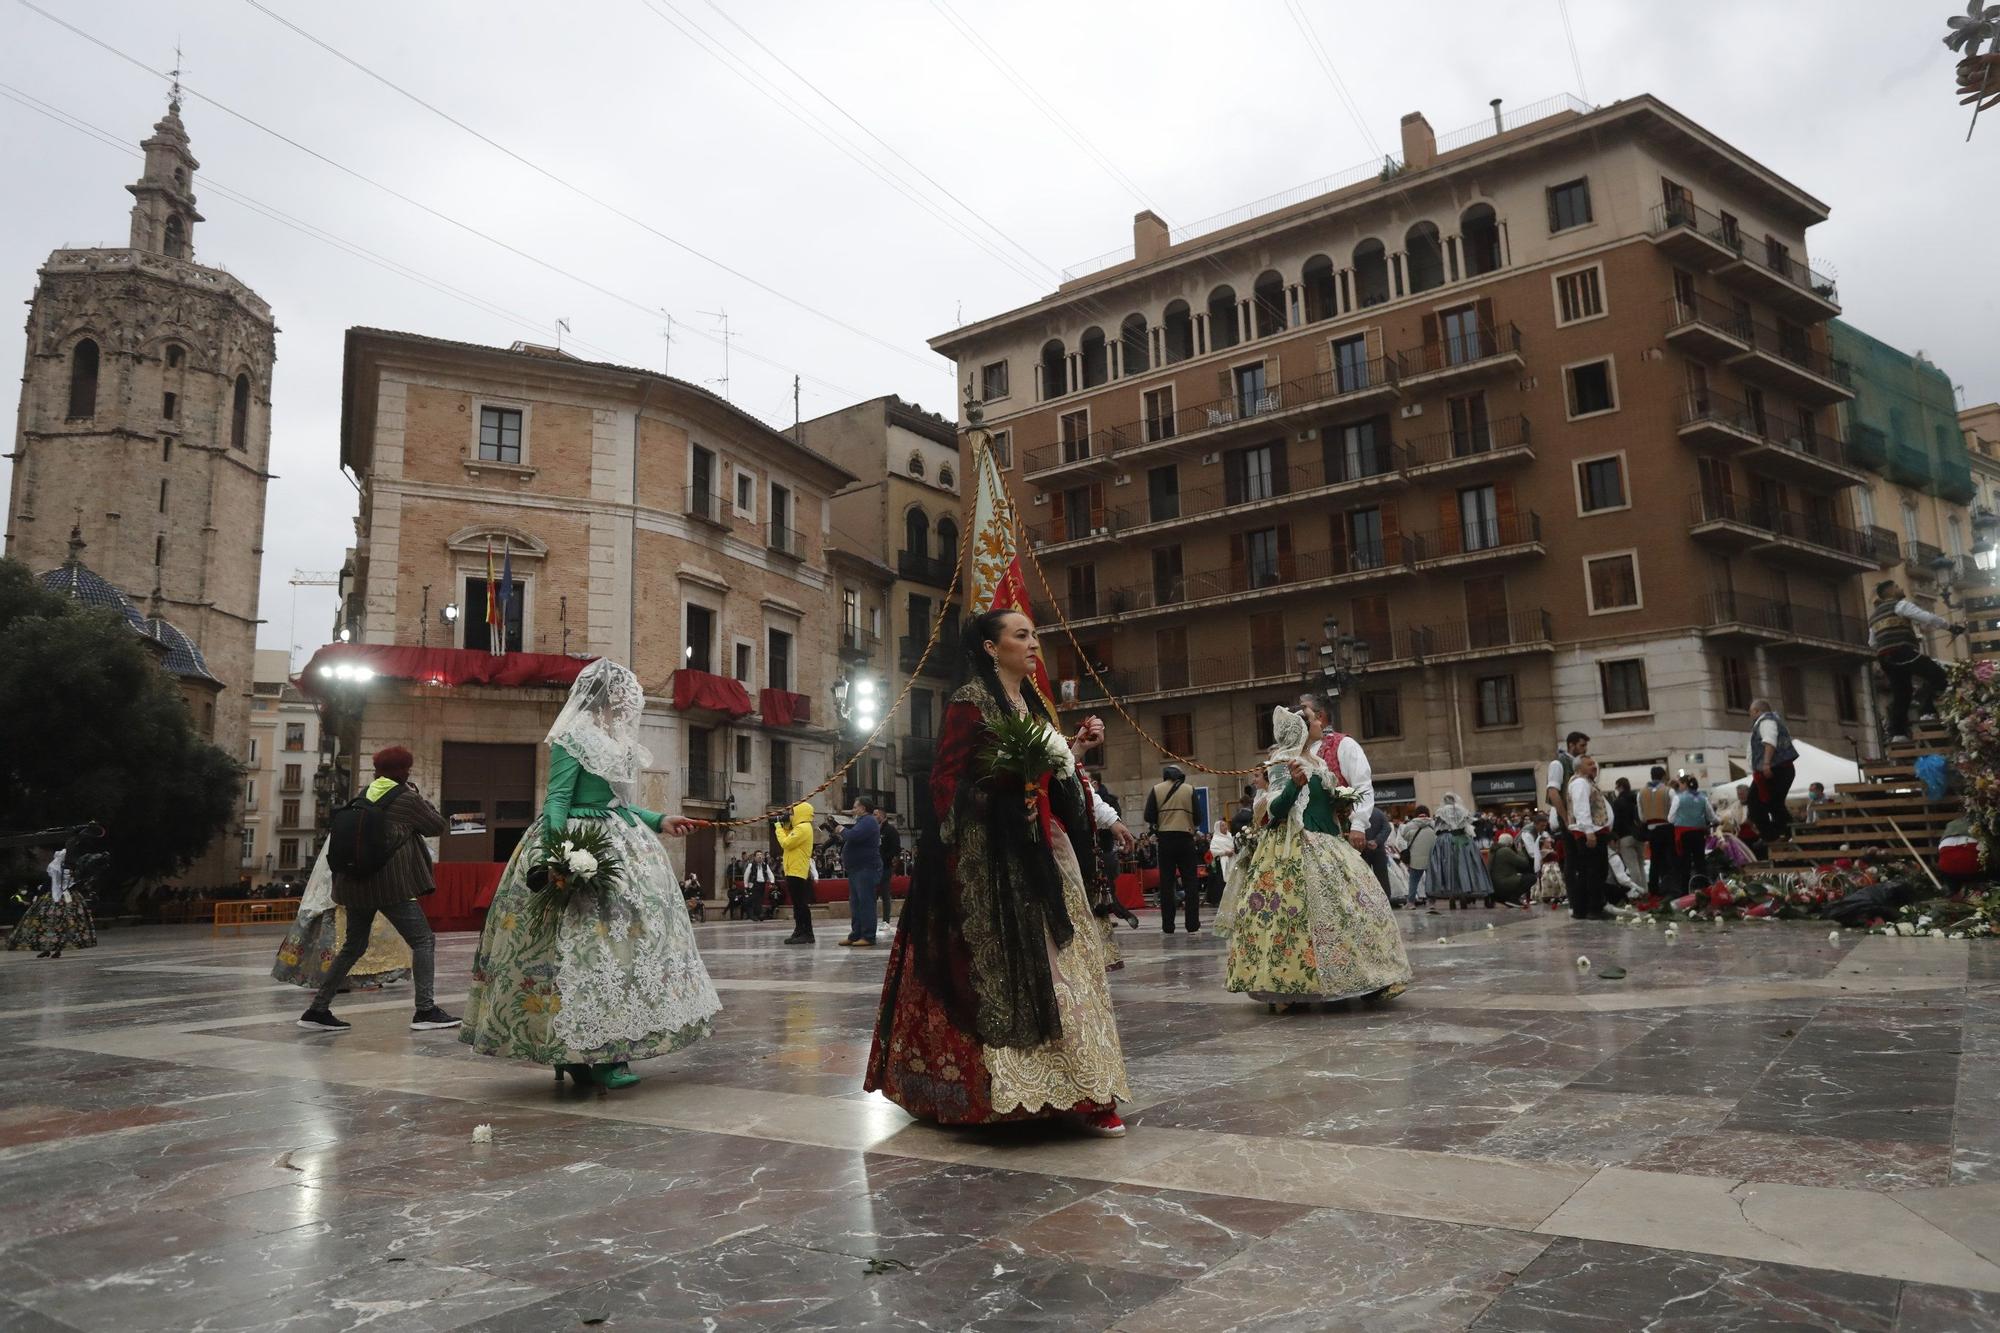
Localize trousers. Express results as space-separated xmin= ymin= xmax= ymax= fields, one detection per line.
xmin=785 ymin=875 xmax=815 ymax=938
xmin=1568 ymin=833 xmax=1608 ymax=919
xmin=847 ymin=867 xmax=881 ymax=943
xmin=312 ymin=899 xmax=435 ymax=1011
xmin=1156 ymin=831 xmax=1201 ymax=932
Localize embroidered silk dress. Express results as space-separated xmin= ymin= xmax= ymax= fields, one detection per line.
xmin=8 ymin=848 xmax=96 ymax=954
xmin=865 ymin=682 xmax=1130 ymax=1124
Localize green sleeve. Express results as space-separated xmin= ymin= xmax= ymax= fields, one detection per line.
xmin=631 ymin=807 xmax=664 ymax=832
xmin=1267 ymin=777 xmax=1301 ymax=823
xmin=544 ymin=744 xmax=581 ymax=835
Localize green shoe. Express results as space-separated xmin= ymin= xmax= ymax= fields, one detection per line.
xmin=592 ymin=1062 xmax=640 ymax=1090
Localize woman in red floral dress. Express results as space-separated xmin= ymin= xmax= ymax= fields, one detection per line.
xmin=864 ymin=610 xmax=1131 ymax=1135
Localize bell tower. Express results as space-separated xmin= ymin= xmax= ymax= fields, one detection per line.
xmin=126 ymin=77 xmax=204 ymax=260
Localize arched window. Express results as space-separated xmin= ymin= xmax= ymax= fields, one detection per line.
xmin=1460 ymin=203 xmax=1501 ymax=277
xmin=1119 ymin=313 xmax=1148 ymax=376
xmin=165 ymin=344 xmax=184 ymax=369
xmin=1162 ymin=300 xmax=1193 ymax=364
xmin=939 ymin=465 xmax=955 ymax=490
xmin=1252 ymin=270 xmax=1286 ymax=338
xmin=163 ymin=215 xmax=185 ymax=260
xmin=907 ymin=451 xmax=925 ymax=479
xmin=1302 ymin=254 xmax=1337 ymax=322
xmin=1405 ymin=222 xmax=1444 ymax=294
xmin=1353 ymin=239 xmax=1390 ymax=308
xmin=1039 ymin=339 xmax=1066 ymax=400
xmin=66 ymin=339 xmax=99 ymax=419
xmin=937 ymin=515 xmax=959 ymax=562
xmin=1206 ymin=284 xmax=1240 ymax=350
xmin=230 ymin=373 xmax=251 ymax=451
xmin=1079 ymin=326 xmax=1108 ymax=388
xmin=904 ymin=506 xmax=929 ymax=559
xmin=173 ymin=167 xmax=187 ymax=189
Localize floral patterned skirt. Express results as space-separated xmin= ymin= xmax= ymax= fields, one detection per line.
xmin=271 ymin=907 xmax=412 ymax=988
xmin=8 ymin=893 xmax=94 ymax=952
xmin=1224 ymin=823 xmax=1412 ymax=1003
xmin=460 ymin=816 xmax=722 ymax=1066
xmin=865 ymin=831 xmax=1131 ymax=1124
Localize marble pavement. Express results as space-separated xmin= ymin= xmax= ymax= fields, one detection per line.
xmin=2 ymin=908 xmax=1997 ymax=1331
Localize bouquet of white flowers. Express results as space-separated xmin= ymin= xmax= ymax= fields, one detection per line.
xmin=523 ymin=822 xmax=625 ymax=902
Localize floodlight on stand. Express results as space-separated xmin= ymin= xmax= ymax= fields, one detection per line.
xmin=856 ymin=678 xmax=876 ymax=697
xmin=440 ymin=602 xmax=459 ymax=624
xmin=338 ymin=626 xmax=352 ymax=642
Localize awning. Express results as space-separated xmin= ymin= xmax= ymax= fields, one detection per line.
xmin=672 ymin=669 xmax=754 ymax=719
xmin=297 ymin=643 xmax=595 ymax=699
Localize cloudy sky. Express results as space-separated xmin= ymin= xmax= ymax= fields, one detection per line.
xmin=2 ymin=1 xmax=1992 ymax=665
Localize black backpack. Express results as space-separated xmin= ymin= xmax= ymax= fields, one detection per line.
xmin=326 ymin=786 xmax=405 ymax=876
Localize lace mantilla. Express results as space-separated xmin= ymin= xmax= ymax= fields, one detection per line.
xmin=547 ymin=660 xmax=653 ymax=795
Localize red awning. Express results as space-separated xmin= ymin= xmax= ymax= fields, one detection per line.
xmin=297 ymin=643 xmax=595 ymax=699
xmin=759 ymin=688 xmax=811 ymax=727
xmin=672 ymin=669 xmax=755 ymax=718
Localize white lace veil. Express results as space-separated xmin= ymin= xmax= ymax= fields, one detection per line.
xmin=547 ymin=659 xmax=653 ymax=801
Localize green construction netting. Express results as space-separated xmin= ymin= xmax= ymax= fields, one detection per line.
xmin=1830 ymin=320 xmax=1964 ymax=499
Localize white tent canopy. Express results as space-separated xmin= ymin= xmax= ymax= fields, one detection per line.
xmin=1706 ymin=740 xmax=1861 ymax=805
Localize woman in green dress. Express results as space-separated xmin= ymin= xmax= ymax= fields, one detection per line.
xmin=1222 ymin=705 xmax=1412 ymax=1010
xmin=461 ymin=659 xmax=721 ymax=1089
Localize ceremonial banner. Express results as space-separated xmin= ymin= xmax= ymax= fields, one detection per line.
xmin=968 ymin=431 xmax=1055 ymax=705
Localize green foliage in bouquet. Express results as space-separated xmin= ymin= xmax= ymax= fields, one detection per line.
xmin=525 ymin=821 xmax=625 ymax=921
xmin=980 ymin=711 xmax=1069 ymax=840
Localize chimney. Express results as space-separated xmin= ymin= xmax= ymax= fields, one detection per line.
xmin=1490 ymin=98 xmax=1505 ymax=133
xmin=1133 ymin=210 xmax=1170 ymax=263
xmin=1399 ymin=112 xmax=1435 ymax=171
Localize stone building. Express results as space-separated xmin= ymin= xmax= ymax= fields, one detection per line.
xmin=331 ymin=329 xmax=855 ymax=890
xmin=242 ymin=648 xmax=320 ymax=885
xmin=5 ymin=93 xmax=274 ymax=820
xmin=929 ymin=93 xmax=1885 ymax=815
xmin=1957 ymin=402 xmax=2000 ymax=590
xmin=798 ymin=396 xmax=965 ymax=821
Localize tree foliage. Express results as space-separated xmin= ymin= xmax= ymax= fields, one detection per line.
xmin=0 ymin=558 xmax=241 ymax=887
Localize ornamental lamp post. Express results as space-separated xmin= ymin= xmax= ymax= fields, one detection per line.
xmin=1297 ymin=615 xmax=1370 ymax=733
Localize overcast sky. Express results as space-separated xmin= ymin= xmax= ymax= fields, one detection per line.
xmin=2 ymin=1 xmax=1992 ymax=666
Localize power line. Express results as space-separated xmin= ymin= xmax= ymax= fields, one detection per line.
xmin=1283 ymin=0 xmax=1384 ymax=160
xmin=21 ymin=0 xmax=937 ymax=384
xmin=1555 ymin=0 xmax=1590 ymax=104
xmin=928 ymin=0 xmax=1155 ymax=211
xmin=0 ymin=81 xmax=866 ymax=405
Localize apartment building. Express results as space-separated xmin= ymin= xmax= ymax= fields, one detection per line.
xmin=931 ymin=93 xmax=1882 ymax=812
xmin=242 ymin=647 xmax=319 ymax=883
xmin=1831 ymin=324 xmax=1981 ymax=658
xmin=799 ymin=396 xmax=966 ymax=818
xmin=1959 ymin=402 xmax=2000 ymax=589
xmin=334 ymin=329 xmax=855 ymax=888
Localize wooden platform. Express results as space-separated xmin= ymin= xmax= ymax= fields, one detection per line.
xmin=1766 ymin=723 xmax=1959 ymax=871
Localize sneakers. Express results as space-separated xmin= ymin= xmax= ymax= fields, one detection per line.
xmin=849 ymin=938 xmax=875 ymax=948
xmin=1077 ymin=1108 xmax=1127 ymax=1138
xmin=410 ymin=1007 xmax=462 ymax=1031
xmin=297 ymin=1007 xmax=351 ymax=1032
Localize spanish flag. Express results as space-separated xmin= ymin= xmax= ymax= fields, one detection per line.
xmin=485 ymin=538 xmax=501 ymax=655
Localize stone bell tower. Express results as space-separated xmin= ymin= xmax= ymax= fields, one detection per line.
xmin=5 ymin=89 xmax=277 ymax=829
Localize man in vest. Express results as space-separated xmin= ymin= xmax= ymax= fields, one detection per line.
xmin=1566 ymin=755 xmax=1613 ymax=921
xmin=1543 ymin=731 xmax=1589 ymax=901
xmin=1869 ymin=580 xmax=1964 ymax=741
xmin=1143 ymin=763 xmax=1201 ymax=934
xmin=1636 ymin=765 xmax=1678 ymax=894
xmin=1745 ymin=697 xmax=1800 ymax=844
xmin=1300 ymin=693 xmax=1376 ymax=855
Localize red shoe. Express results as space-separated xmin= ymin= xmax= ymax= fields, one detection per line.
xmin=1077 ymin=1108 xmax=1126 ymax=1138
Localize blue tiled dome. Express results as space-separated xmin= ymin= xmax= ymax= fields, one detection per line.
xmin=38 ymin=527 xmax=218 ymax=683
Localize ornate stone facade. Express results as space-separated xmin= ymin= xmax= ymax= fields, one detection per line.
xmin=5 ymin=96 xmax=275 ymax=877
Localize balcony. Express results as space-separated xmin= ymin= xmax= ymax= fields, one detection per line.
xmin=1055 ymin=639 xmax=1417 ymax=710
xmin=1702 ymin=591 xmax=1869 ymax=656
xmin=1403 ymin=609 xmax=1554 ymax=663
xmin=767 ymin=522 xmax=808 ymax=560
xmin=1647 ymin=199 xmax=1748 ymax=269
xmin=1725 ymin=323 xmax=1854 ymax=404
xmin=1886 ymin=441 xmax=1934 ymax=489
xmin=1686 ymin=491 xmax=1770 ymax=549
xmin=899 ymin=634 xmax=951 ymax=678
xmin=839 ymin=624 xmax=880 ymax=661
xmin=897 ymin=549 xmax=956 ymax=588
xmin=1663 ymin=294 xmax=1752 ymax=360
xmin=1755 ymin=506 xmax=1882 ymax=574
xmin=1716 ymin=240 xmax=1841 ymax=320
xmin=684 ymin=485 xmax=727 ymax=528
xmin=1403 ymin=414 xmax=1533 ymax=479
xmin=1064 ymin=539 xmax=1420 ymax=631
xmin=1868 ymin=526 xmax=1902 ymax=567
xmin=1395 ymin=322 xmax=1524 ymax=391
xmin=1938 ymin=457 xmax=1977 ymax=503
xmin=683 ymin=767 xmax=729 ymax=804
xmin=1846 ymin=423 xmax=1889 ymax=471
xmin=901 ymin=734 xmax=937 ymax=769
xmin=1410 ymin=510 xmax=1544 ymax=571
xmin=1677 ymin=391 xmax=1765 ymax=451
xmin=1905 ymin=539 xmax=1947 ymax=580
xmin=1739 ymin=419 xmax=1866 ymax=488
xmin=1021 ymin=424 xmax=1134 ymax=482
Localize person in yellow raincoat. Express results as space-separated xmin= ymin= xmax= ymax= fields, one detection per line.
xmin=775 ymin=800 xmax=817 ymax=943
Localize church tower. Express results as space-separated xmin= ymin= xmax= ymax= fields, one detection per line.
xmin=6 ymin=92 xmax=276 ymax=871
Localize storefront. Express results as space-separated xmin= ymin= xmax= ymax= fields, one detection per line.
xmin=1470 ymin=767 xmax=1540 ymax=811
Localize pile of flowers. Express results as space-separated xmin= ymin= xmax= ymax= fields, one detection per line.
xmin=1872 ymin=894 xmax=1999 ymax=940
xmin=1628 ymin=866 xmax=1900 ymax=924
xmin=1940 ymin=657 xmax=1997 ymax=869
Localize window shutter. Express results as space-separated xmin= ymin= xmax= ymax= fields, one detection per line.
xmin=1330 ymin=513 xmax=1350 ymax=566
xmin=1366 ymin=326 xmax=1385 ymax=363
xmin=1271 ymin=439 xmax=1290 ymax=493
xmin=1089 ymin=482 xmax=1106 ymax=531
xmin=1264 ymin=352 xmax=1282 ymax=393
xmin=1049 ymin=491 xmax=1066 ymax=541
xmin=1278 ymin=524 xmax=1296 ymax=580
xmin=1546 ymin=187 xmax=1560 ymax=233
xmin=1228 ymin=532 xmax=1247 ymax=592
xmin=1216 ymin=367 xmax=1233 ymax=406
xmin=1476 ymin=296 xmax=1496 ymax=336
xmin=1380 ymin=500 xmax=1402 ymax=561
xmin=1421 ymin=311 xmax=1439 ymax=349
xmin=1439 ymin=492 xmax=1461 ymax=545
xmin=1494 ymin=480 xmax=1519 ymax=539
xmin=1315 ymin=340 xmax=1334 ymax=378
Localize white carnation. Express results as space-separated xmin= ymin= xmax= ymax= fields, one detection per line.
xmin=565 ymin=848 xmax=600 ymax=877
xmin=1895 ymin=922 xmax=1916 ymax=936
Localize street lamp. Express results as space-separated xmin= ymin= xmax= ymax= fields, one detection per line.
xmin=1297 ymin=615 xmax=1370 ymax=732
